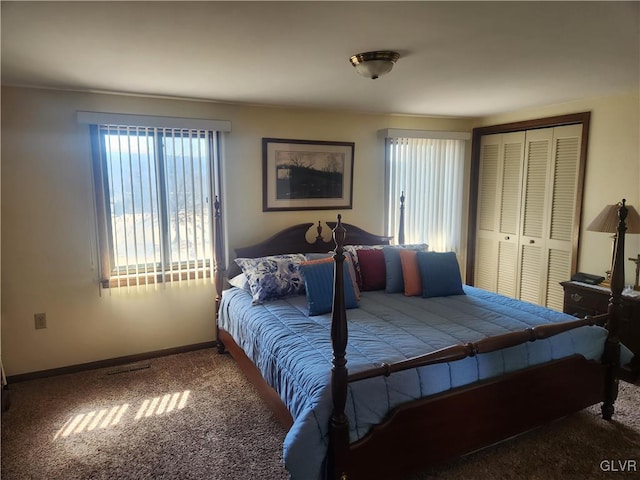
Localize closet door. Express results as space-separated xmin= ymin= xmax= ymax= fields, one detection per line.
xmin=468 ymin=112 xmax=589 ymax=311
xmin=474 ymin=134 xmax=500 ymax=292
xmin=543 ymin=124 xmax=583 ymax=310
xmin=517 ymin=125 xmax=583 ymax=309
xmin=518 ymin=128 xmax=553 ymax=304
xmin=475 ymin=132 xmax=524 ymax=296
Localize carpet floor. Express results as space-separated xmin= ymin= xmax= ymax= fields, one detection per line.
xmin=1 ymin=348 xmax=638 ymax=479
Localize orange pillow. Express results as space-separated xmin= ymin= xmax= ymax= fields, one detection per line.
xmin=399 ymin=250 xmax=422 ymax=296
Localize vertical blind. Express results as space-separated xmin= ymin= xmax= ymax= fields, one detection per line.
xmin=92 ymin=125 xmax=219 ymax=289
xmin=386 ymin=136 xmax=466 ymax=252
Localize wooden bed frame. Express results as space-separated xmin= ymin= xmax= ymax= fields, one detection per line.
xmin=213 ymin=197 xmax=628 ymax=480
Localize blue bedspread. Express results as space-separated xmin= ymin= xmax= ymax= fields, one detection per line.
xmin=218 ymin=286 xmax=633 ymax=480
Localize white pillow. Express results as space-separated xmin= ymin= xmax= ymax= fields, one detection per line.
xmin=228 ymin=273 xmax=250 ymax=291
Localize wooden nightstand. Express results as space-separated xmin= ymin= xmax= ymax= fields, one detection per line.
xmin=561 ymin=281 xmax=640 ymax=383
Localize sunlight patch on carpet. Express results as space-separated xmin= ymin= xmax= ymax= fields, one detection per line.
xmin=135 ymin=390 xmax=190 ymax=419
xmin=53 ymin=404 xmax=130 ymax=440
xmin=52 ymin=390 xmax=191 ymax=440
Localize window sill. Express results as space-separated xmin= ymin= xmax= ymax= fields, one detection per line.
xmin=101 ymin=269 xmax=211 ymax=289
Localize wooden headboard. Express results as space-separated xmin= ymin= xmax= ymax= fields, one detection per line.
xmin=226 ymin=221 xmax=392 ymax=279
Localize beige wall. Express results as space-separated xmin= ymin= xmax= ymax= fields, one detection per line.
xmin=476 ymin=90 xmax=640 ymax=285
xmin=1 ymin=86 xmax=473 ymax=375
xmin=4 ymin=86 xmax=636 ymax=376
xmin=220 ymin=105 xmax=473 ymax=252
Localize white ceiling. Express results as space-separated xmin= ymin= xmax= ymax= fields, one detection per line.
xmin=2 ymin=1 xmax=639 ymax=117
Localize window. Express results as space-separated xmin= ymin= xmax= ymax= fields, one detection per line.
xmin=87 ymin=117 xmax=224 ymax=288
xmin=383 ymin=131 xmax=468 ymax=252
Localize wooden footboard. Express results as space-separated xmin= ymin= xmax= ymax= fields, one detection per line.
xmin=219 ymin=323 xmax=606 ymax=480
xmin=345 ymin=355 xmax=605 ymax=480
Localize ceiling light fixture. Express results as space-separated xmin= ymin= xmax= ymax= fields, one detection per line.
xmin=349 ymin=51 xmax=400 ymax=80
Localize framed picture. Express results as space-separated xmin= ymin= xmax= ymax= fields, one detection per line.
xmin=262 ymin=138 xmax=354 ymax=211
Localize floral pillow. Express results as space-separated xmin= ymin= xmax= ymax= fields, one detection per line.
xmin=234 ymin=254 xmax=307 ymax=304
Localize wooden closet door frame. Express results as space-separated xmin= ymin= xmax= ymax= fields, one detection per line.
xmin=466 ymin=112 xmax=591 ymax=286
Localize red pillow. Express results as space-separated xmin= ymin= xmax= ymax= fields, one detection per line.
xmin=357 ymin=249 xmax=386 ymax=291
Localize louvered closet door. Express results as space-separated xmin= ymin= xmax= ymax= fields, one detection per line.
xmin=544 ymin=124 xmax=583 ymax=310
xmin=475 ymin=133 xmax=524 ymax=295
xmin=496 ymin=133 xmax=525 ymax=297
xmin=473 ymin=121 xmax=585 ymax=310
xmin=518 ymin=128 xmax=553 ymax=305
xmin=475 ymin=135 xmax=500 ymax=292
xmin=516 ymin=125 xmax=582 ymax=309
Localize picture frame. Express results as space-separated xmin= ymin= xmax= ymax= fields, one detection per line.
xmin=262 ymin=138 xmax=354 ymax=211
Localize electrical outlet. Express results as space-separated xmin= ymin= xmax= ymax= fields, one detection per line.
xmin=34 ymin=313 xmax=47 ymax=329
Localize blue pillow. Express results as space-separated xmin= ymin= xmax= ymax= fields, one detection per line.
xmin=416 ymin=251 xmax=465 ymax=298
xmin=299 ymin=260 xmax=358 ymax=316
xmin=383 ymin=247 xmax=403 ymax=293
xmin=305 ymin=253 xmax=361 ymax=300
xmin=383 ymin=244 xmax=429 ymax=293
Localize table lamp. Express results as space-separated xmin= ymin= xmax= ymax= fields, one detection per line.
xmin=587 ymin=199 xmax=640 ymax=287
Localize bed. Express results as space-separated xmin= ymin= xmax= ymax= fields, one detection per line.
xmin=212 ymin=198 xmax=634 ymax=480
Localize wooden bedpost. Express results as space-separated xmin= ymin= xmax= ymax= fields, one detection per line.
xmin=398 ymin=191 xmax=406 ymax=245
xmin=601 ymin=199 xmax=626 ymax=420
xmin=214 ymin=196 xmax=226 ymax=354
xmin=328 ymin=215 xmax=350 ymax=480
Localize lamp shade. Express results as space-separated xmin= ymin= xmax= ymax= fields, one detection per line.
xmin=587 ymin=202 xmax=640 ymax=234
